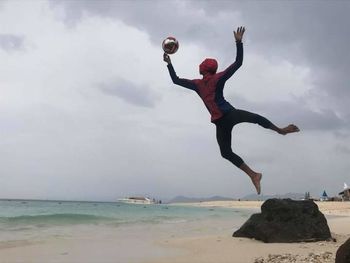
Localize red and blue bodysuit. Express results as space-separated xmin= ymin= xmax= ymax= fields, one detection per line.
xmin=166 ymin=41 xmax=274 ymax=168
xmin=167 ymin=42 xmax=243 ymax=123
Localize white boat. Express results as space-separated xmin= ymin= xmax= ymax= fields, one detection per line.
xmin=117 ymin=197 xmax=155 ymax=205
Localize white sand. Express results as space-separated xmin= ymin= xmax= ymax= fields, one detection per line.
xmin=146 ymin=215 xmax=350 ymax=263
xmin=146 ymin=201 xmax=350 ymax=263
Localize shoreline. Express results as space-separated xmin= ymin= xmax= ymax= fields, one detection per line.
xmin=171 ymin=200 xmax=350 ymax=216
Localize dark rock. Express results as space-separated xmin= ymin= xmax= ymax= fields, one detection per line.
xmin=336 ymin=238 xmax=350 ymax=263
xmin=233 ymin=198 xmax=332 ymax=243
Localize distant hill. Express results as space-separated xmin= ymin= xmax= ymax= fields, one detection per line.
xmin=168 ymin=195 xmax=234 ymax=203
xmin=240 ymin=192 xmax=305 ymax=201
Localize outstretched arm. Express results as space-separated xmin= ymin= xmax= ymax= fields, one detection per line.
xmin=217 ymin=27 xmax=245 ymax=84
xmin=163 ymin=53 xmax=197 ymax=91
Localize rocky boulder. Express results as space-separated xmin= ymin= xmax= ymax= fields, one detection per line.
xmin=233 ymin=198 xmax=332 ymax=243
xmin=336 ymin=238 xmax=350 ymax=263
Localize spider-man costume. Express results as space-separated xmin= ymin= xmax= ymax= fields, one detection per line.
xmin=167 ymin=41 xmax=242 ymax=123
xmin=166 ymin=41 xmax=274 ymax=168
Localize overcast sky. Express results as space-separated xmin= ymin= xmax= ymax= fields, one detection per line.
xmin=0 ymin=0 xmax=349 ymax=201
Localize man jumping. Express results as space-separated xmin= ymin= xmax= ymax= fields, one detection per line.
xmin=163 ymin=27 xmax=299 ymax=194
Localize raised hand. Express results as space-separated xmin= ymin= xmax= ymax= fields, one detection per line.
xmin=234 ymin=26 xmax=245 ymax=42
xmin=163 ymin=53 xmax=171 ymax=64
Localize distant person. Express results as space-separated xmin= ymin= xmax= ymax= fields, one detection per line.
xmin=163 ymin=27 xmax=299 ymax=194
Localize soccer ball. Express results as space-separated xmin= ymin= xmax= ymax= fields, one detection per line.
xmin=162 ymin=36 xmax=179 ymax=54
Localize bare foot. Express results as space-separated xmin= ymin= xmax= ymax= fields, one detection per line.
xmin=279 ymin=124 xmax=300 ymax=135
xmin=251 ymin=173 xmax=262 ymax=195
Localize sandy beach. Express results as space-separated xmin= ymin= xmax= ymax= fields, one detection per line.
xmin=174 ymin=200 xmax=350 ymax=216
xmin=0 ymin=201 xmax=349 ymax=263
xmin=148 ymin=201 xmax=350 ymax=263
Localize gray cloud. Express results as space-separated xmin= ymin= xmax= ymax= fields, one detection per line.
xmin=49 ymin=0 xmax=235 ymax=49
xmin=51 ymin=0 xmax=350 ymax=130
xmin=335 ymin=144 xmax=350 ymax=155
xmin=229 ymin=94 xmax=348 ymax=132
xmin=1 ymin=1 xmax=349 ymax=200
xmin=0 ymin=34 xmax=25 ymax=51
xmin=50 ymin=1 xmax=350 ymax=66
xmin=98 ymin=79 xmax=159 ymax=108
xmin=191 ymin=1 xmax=350 ymax=124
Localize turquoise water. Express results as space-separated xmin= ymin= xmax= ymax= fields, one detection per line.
xmin=0 ymin=200 xmax=254 ymax=230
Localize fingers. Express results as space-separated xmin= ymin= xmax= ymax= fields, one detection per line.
xmin=163 ymin=53 xmax=171 ymax=63
xmin=238 ymin=26 xmax=245 ymax=34
xmin=234 ymin=26 xmax=245 ymax=35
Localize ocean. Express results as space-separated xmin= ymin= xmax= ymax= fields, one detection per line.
xmin=0 ymin=199 xmax=257 ymax=245
xmin=0 ymin=199 xmax=259 ymax=262
xmin=0 ymin=199 xmax=255 ymax=227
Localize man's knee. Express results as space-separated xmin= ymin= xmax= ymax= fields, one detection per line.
xmin=256 ymin=114 xmax=272 ymax=128
xmin=220 ymin=148 xmax=232 ymax=160
xmin=220 ymin=149 xmax=244 ymax=167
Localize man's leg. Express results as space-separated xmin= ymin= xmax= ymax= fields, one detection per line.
xmin=234 ymin=109 xmax=299 ymax=135
xmin=239 ymin=163 xmax=262 ymax=195
xmin=215 ymin=121 xmax=262 ymax=194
